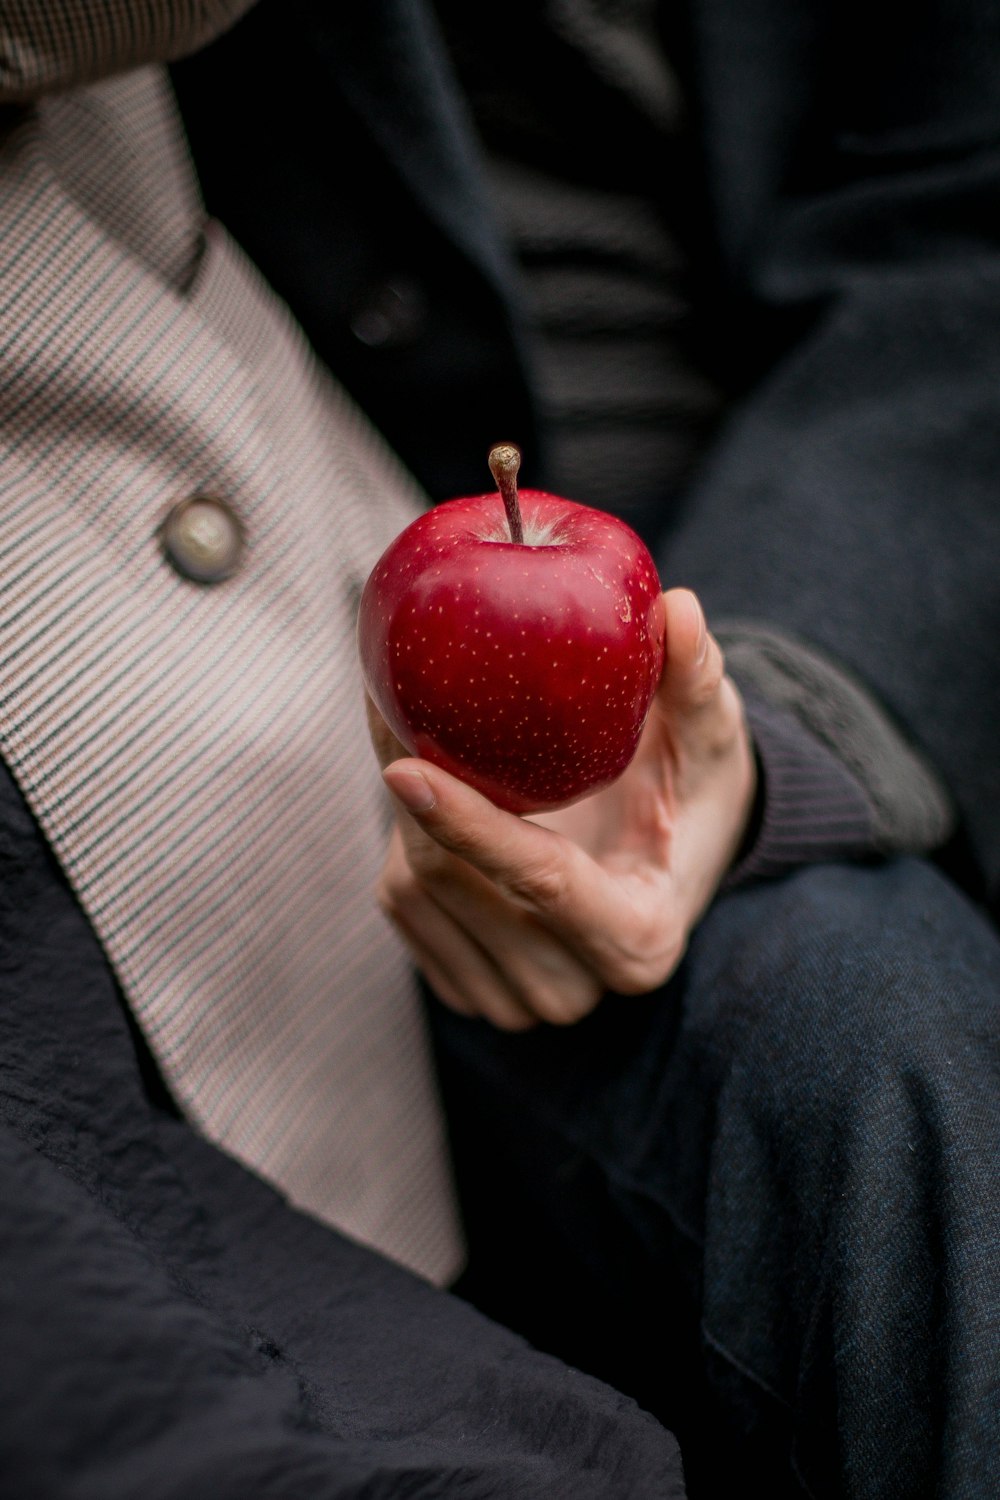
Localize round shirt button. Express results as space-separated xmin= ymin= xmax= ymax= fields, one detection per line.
xmin=160 ymin=496 xmax=244 ymax=584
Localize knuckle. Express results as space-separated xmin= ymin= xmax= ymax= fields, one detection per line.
xmin=492 ymin=1008 xmax=539 ymax=1033
xmin=503 ymin=857 xmax=570 ymax=910
xmin=607 ymin=930 xmax=687 ymax=995
xmin=609 ymin=961 xmax=656 ymax=996
xmin=376 ymin=864 xmax=425 ymax=929
xmin=375 ymin=875 xmax=401 ymax=921
xmin=376 ymin=890 xmax=413 ymax=941
xmin=715 ymin=675 xmax=743 ymax=727
xmin=530 ymin=979 xmax=602 ymax=1027
xmin=692 ymin=644 xmax=725 ymax=706
xmin=693 ymin=677 xmax=746 ymax=761
xmin=406 ymin=839 xmax=452 ymax=887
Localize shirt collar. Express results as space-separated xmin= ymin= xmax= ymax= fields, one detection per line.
xmin=0 ymin=0 xmax=258 ymax=101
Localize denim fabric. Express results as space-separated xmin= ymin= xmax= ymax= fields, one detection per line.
xmin=433 ymin=859 xmax=1000 ymax=1499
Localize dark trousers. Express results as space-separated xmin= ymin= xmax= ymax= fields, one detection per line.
xmin=432 ymin=858 xmax=1000 ymax=1499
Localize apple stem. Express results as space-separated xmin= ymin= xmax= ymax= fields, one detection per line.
xmin=488 ymin=442 xmax=524 ymax=545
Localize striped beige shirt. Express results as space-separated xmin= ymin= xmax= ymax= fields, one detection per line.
xmin=0 ymin=3 xmax=463 ymax=1285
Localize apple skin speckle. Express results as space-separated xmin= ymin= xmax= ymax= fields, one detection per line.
xmin=358 ymin=489 xmax=666 ymax=813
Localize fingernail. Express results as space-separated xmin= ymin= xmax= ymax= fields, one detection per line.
xmin=383 ymin=766 xmax=437 ymax=813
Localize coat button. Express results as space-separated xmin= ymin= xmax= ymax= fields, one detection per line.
xmin=160 ymin=496 xmax=244 ymax=583
xmin=349 ymin=276 xmax=426 ymax=349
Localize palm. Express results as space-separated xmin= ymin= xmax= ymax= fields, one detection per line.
xmin=531 ymin=704 xmax=676 ymax=874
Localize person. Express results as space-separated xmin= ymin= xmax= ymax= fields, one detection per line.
xmin=0 ymin=2 xmax=997 ymax=1498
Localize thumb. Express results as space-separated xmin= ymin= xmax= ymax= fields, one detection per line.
xmin=654 ymin=589 xmax=743 ymax=755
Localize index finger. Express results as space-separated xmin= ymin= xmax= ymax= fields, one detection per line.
xmin=380 ymin=758 xmax=678 ymax=992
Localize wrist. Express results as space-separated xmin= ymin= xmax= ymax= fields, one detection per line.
xmin=725 ymin=696 xmax=875 ymax=887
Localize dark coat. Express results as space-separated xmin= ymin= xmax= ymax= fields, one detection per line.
xmin=0 ymin=752 xmax=685 ymax=1494
xmin=173 ymin=0 xmax=1000 ymax=910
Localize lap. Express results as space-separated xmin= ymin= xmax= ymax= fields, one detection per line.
xmin=433 ymin=858 xmax=1000 ymax=1498
xmin=437 ymin=857 xmax=1000 ymax=1241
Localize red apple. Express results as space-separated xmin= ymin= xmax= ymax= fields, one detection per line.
xmin=358 ymin=444 xmax=666 ymax=814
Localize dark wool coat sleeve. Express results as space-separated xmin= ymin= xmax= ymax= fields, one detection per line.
xmin=0 ymin=763 xmax=686 ymax=1500
xmin=662 ymin=0 xmax=1000 ymax=908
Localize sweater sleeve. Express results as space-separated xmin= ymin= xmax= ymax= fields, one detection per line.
xmin=719 ymin=618 xmax=957 ymax=885
xmin=726 ymin=695 xmax=874 ymax=886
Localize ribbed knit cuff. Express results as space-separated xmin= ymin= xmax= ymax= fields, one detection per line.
xmin=726 ymin=696 xmax=876 ymax=888
xmin=715 ymin=621 xmax=954 ymax=853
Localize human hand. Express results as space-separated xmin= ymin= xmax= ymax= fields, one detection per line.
xmin=368 ymin=589 xmax=756 ymax=1030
